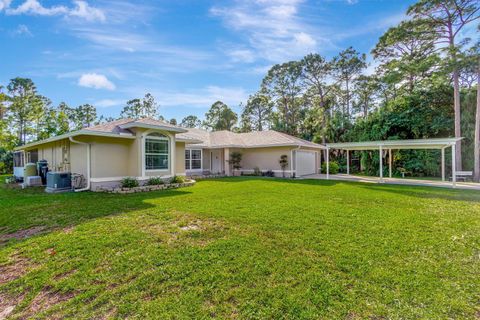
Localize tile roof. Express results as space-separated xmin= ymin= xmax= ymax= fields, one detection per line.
xmin=178 ymin=129 xmax=325 ymax=149
xmin=84 ymin=117 xmax=186 ymax=134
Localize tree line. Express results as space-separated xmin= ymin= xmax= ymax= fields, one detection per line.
xmin=0 ymin=0 xmax=479 ymax=180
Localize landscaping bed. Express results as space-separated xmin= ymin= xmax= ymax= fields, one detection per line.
xmin=95 ymin=179 xmax=196 ymax=194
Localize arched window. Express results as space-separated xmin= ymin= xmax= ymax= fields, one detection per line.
xmin=145 ymin=132 xmax=169 ymax=170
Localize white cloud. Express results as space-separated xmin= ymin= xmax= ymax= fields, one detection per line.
xmin=7 ymin=0 xmax=67 ymax=15
xmin=211 ymin=0 xmax=328 ymax=63
xmin=69 ymin=1 xmax=105 ymax=22
xmin=225 ymin=48 xmax=256 ymax=63
xmin=78 ymin=73 xmax=116 ymax=90
xmin=0 ymin=0 xmax=11 ymax=11
xmin=153 ymin=86 xmax=249 ymax=108
xmin=5 ymin=0 xmax=105 ymax=22
xmin=94 ymin=99 xmax=123 ymax=108
xmin=12 ymin=24 xmax=33 ymax=36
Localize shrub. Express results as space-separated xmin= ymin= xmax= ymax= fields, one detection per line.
xmin=263 ymin=170 xmax=275 ymax=177
xmin=146 ymin=177 xmax=164 ymax=185
xmin=279 ymin=155 xmax=288 ymax=177
xmin=253 ymin=167 xmax=262 ymax=176
xmin=121 ymin=177 xmax=139 ymax=188
xmin=321 ymin=161 xmax=339 ymax=174
xmin=170 ymin=175 xmax=185 ymax=184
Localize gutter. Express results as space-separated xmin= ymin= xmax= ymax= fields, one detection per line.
xmin=69 ymin=137 xmax=91 ymax=192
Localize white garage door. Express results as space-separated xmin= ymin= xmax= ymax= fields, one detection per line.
xmin=296 ymin=151 xmax=316 ymax=176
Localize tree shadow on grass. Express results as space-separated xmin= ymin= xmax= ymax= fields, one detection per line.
xmin=201 ymin=176 xmax=480 ymax=203
xmin=0 ymin=186 xmax=192 ymax=247
xmin=353 ymin=183 xmax=480 ymax=203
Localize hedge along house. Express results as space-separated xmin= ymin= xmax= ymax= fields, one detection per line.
xmin=177 ymin=128 xmax=326 ymax=177
xmin=14 ymin=118 xmax=326 ymax=190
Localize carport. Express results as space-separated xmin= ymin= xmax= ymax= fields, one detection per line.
xmin=325 ymin=138 xmax=463 ymax=188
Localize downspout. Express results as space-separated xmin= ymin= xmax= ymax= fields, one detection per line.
xmin=69 ymin=137 xmax=91 ymax=192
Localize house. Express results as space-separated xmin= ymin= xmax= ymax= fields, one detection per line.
xmin=14 ymin=118 xmax=325 ymax=190
xmin=179 ymin=128 xmax=325 ymax=177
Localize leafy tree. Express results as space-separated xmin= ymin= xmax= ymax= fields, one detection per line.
xmin=241 ymin=92 xmax=273 ymax=131
xmin=75 ymin=104 xmax=97 ymax=129
xmin=279 ymin=154 xmax=289 ymax=177
xmin=408 ymin=0 xmax=480 ymax=169
xmin=262 ymin=61 xmax=303 ymax=135
xmin=180 ymin=115 xmax=202 ymax=128
xmin=467 ymin=38 xmax=480 ymax=181
xmin=203 ymin=101 xmax=238 ymax=131
xmin=372 ymin=20 xmax=438 ymax=93
xmin=169 ymin=118 xmax=177 ymax=125
xmin=6 ymin=78 xmax=43 ymax=145
xmin=0 ymin=85 xmax=7 ymax=120
xmin=227 ymin=151 xmax=242 ymax=176
xmin=353 ymin=75 xmax=379 ymax=118
xmin=301 ymin=53 xmax=335 ymax=145
xmin=239 ymin=105 xmax=253 ymax=133
xmin=333 ymin=47 xmax=367 ymax=119
xmin=120 ymin=93 xmax=159 ymax=119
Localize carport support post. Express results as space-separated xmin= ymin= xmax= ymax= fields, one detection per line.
xmin=388 ymin=149 xmax=392 ymax=178
xmin=346 ymin=150 xmax=350 ymax=175
xmin=451 ymin=144 xmax=456 ymax=188
xmin=379 ymin=145 xmax=384 ymax=182
xmin=326 ymin=147 xmax=330 ymax=180
xmin=441 ymin=147 xmax=446 ymax=182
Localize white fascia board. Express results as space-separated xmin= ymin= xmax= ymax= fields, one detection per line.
xmin=327 ymin=138 xmax=462 ymax=150
xmin=119 ymin=122 xmax=188 ymax=133
xmin=15 ymin=130 xmax=136 ymax=150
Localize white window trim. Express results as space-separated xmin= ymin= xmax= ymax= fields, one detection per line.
xmin=144 ymin=133 xmax=170 ymax=172
xmin=185 ymin=149 xmax=203 ymax=171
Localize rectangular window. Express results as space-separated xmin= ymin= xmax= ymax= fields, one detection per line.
xmin=185 ymin=149 xmax=202 ymax=170
xmin=145 ymin=138 xmax=169 ymax=170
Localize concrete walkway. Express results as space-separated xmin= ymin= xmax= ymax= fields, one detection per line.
xmin=304 ymin=174 xmax=480 ymax=191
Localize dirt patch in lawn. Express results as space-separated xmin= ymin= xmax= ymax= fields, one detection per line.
xmin=142 ymin=213 xmax=229 ymax=247
xmin=0 ymin=292 xmax=25 ymax=320
xmin=53 ymin=269 xmax=77 ymax=281
xmin=19 ymin=287 xmax=76 ymax=319
xmin=0 ymin=226 xmax=47 ymax=244
xmin=0 ymin=255 xmax=34 ymax=285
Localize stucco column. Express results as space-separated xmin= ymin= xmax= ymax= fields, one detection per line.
xmin=224 ymin=148 xmax=230 ymax=176
xmin=170 ymin=134 xmax=176 ymax=176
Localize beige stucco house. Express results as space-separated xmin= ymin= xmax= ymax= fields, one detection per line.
xmin=15 ymin=118 xmax=325 ymax=190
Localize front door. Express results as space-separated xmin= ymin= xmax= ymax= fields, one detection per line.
xmin=211 ymin=150 xmax=222 ymax=173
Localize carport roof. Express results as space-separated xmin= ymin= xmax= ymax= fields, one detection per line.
xmin=326 ymin=138 xmax=463 ymax=151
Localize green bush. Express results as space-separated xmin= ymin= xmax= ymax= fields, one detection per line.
xmin=146 ymin=177 xmax=164 ymax=185
xmin=170 ymin=175 xmax=185 ymax=184
xmin=253 ymin=167 xmax=262 ymax=176
xmin=121 ymin=177 xmax=139 ymax=188
xmin=321 ymin=161 xmax=339 ymax=174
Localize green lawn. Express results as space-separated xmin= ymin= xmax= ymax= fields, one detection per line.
xmin=1 ymin=177 xmax=479 ymax=319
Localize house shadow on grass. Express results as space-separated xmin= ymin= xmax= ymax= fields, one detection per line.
xmin=0 ymin=185 xmax=192 ymax=247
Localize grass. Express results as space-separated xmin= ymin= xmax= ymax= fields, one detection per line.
xmin=1 ymin=176 xmax=479 ymax=319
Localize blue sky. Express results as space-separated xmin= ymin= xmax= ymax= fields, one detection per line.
xmin=0 ymin=0 xmax=415 ymax=121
